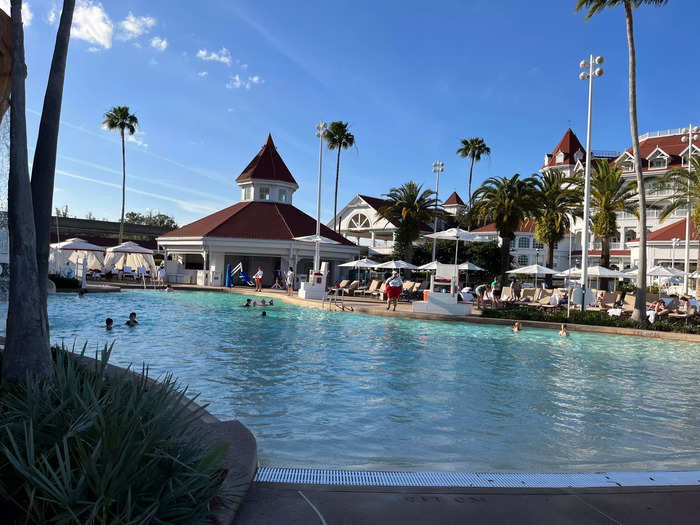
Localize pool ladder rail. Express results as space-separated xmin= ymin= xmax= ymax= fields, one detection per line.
xmin=322 ymin=291 xmax=354 ymax=312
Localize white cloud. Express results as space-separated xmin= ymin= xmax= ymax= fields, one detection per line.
xmin=196 ymin=47 xmax=231 ymax=65
xmin=72 ymin=1 xmax=113 ymax=49
xmin=197 ymin=71 xmax=208 ymax=77
xmin=47 ymin=4 xmax=57 ymax=24
xmin=0 ymin=1 xmax=33 ymax=25
xmin=240 ymin=63 xmax=248 ymax=71
xmin=117 ymin=12 xmax=155 ymax=41
xmin=226 ymin=73 xmax=264 ymax=90
xmin=150 ymin=36 xmax=167 ymax=51
xmin=126 ymin=129 xmax=148 ymax=148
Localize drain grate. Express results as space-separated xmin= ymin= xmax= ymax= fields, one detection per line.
xmin=254 ymin=468 xmax=700 ymax=488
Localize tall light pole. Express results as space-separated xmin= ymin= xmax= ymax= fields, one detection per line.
xmin=681 ymin=124 xmax=699 ymax=294
xmin=578 ymin=54 xmax=604 ymax=311
xmin=431 ymin=160 xmax=444 ymax=262
xmin=313 ymin=121 xmax=327 ymax=273
xmin=671 ymin=237 xmax=679 ymax=270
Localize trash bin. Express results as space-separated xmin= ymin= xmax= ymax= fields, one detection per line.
xmin=423 ymin=290 xmax=430 ymax=302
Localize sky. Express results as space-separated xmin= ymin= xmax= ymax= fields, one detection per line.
xmin=5 ymin=0 xmax=700 ymax=226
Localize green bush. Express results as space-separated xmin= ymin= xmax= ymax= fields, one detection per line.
xmin=481 ymin=306 xmax=700 ymax=334
xmin=0 ymin=345 xmax=228 ymax=524
xmin=49 ymin=275 xmax=80 ymax=290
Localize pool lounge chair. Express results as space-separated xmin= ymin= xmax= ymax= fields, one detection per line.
xmin=122 ymin=266 xmax=137 ymax=280
xmin=339 ymin=280 xmax=359 ymax=296
xmin=327 ymin=280 xmax=350 ymax=296
xmin=356 ymin=280 xmax=380 ymax=297
xmin=372 ymin=282 xmax=387 ymax=300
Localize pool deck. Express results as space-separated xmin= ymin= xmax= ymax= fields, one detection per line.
xmin=234 ymin=482 xmax=700 ymax=524
xmin=161 ymin=284 xmax=700 ymax=343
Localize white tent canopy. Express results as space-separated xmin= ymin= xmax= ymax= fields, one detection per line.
xmin=507 ymin=264 xmax=559 ymax=276
xmin=458 ymin=261 xmax=485 ymax=271
xmin=103 ymin=242 xmax=156 ymax=274
xmin=584 ymin=265 xmax=623 ymax=278
xmin=554 ymin=266 xmax=582 ymax=278
xmin=374 ymin=260 xmax=417 ymax=270
xmin=49 ymin=237 xmax=105 ymax=273
xmin=338 ymin=257 xmax=378 ymax=269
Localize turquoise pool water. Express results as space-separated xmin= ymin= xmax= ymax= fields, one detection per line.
xmin=2 ymin=290 xmax=699 ymax=472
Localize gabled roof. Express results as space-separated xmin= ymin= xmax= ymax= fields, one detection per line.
xmin=646 ymin=145 xmax=670 ymax=160
xmin=160 ymin=201 xmax=354 ymax=245
xmin=358 ymin=194 xmax=390 ymax=210
xmin=472 ymin=219 xmax=536 ymax=234
xmin=630 ymin=218 xmax=699 ymax=243
xmin=235 ymin=134 xmax=298 ymax=186
xmin=544 ymin=129 xmax=585 ymax=168
xmin=443 ymin=191 xmax=465 ymax=206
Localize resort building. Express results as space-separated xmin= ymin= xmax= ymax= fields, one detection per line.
xmin=157 ymin=135 xmax=359 ymax=286
xmin=330 ymin=191 xmax=465 ymax=257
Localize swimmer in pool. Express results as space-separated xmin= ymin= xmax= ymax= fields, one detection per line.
xmin=125 ymin=312 xmax=139 ymax=326
xmin=559 ymin=323 xmax=569 ymax=337
xmin=512 ymin=321 xmax=522 ymax=332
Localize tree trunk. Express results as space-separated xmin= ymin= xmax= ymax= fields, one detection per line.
xmin=2 ymin=0 xmax=52 ymax=383
xmin=119 ymin=127 xmax=126 ymax=244
xmin=600 ymin=237 xmax=611 ymax=290
xmin=545 ymin=242 xmax=554 ymax=287
xmin=624 ymin=0 xmax=647 ymax=322
xmin=696 ymin=240 xmax=700 ymax=300
xmin=30 ymin=0 xmax=75 ymax=334
xmin=468 ymin=155 xmax=475 ymax=211
xmin=499 ymin=234 xmax=512 ymax=285
xmin=333 ymin=145 xmax=341 ymax=232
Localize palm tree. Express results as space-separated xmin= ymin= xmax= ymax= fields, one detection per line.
xmin=377 ymin=181 xmax=439 ymax=263
xmin=103 ymin=106 xmax=138 ymax=244
xmin=3 ymin=0 xmax=75 ymax=383
xmin=575 ymin=0 xmax=669 ymax=320
xmin=532 ymin=169 xmax=582 ymax=286
xmin=472 ymin=174 xmax=539 ymax=284
xmin=657 ymin=155 xmax=700 ymax=297
xmin=582 ymin=160 xmax=638 ymax=288
xmin=456 ymin=137 xmax=491 ymax=210
xmin=325 ymin=121 xmax=355 ymax=233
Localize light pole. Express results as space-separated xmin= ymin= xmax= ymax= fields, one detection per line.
xmin=681 ymin=125 xmax=699 ymax=294
xmin=671 ymin=237 xmax=679 ymax=271
xmin=431 ymin=161 xmax=444 ymax=262
xmin=535 ymin=247 xmax=540 ymax=289
xmin=313 ymin=121 xmax=327 ymax=273
xmin=578 ymin=54 xmax=604 ymax=311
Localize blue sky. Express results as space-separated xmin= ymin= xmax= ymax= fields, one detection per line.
xmin=9 ymin=0 xmax=700 ymax=226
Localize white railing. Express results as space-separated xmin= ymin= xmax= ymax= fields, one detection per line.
xmin=638 ymin=128 xmax=689 ymax=141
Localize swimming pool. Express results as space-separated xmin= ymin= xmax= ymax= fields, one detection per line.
xmin=2 ymin=290 xmax=699 ymax=472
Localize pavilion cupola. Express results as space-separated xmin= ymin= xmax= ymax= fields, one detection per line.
xmin=235 ymin=134 xmax=299 ymax=204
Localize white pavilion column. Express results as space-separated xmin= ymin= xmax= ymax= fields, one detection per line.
xmin=371 ymin=231 xmax=376 ymax=247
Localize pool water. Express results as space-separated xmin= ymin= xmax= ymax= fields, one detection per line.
xmin=2 ymin=290 xmax=699 ymax=472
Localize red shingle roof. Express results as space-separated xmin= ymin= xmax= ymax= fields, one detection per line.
xmin=630 ymin=218 xmax=699 ymax=242
xmin=160 ymin=201 xmax=355 ymax=245
xmin=620 ymin=132 xmax=694 ymax=173
xmin=472 ymin=219 xmax=536 ymax=233
xmin=235 ymin=134 xmax=298 ymax=185
xmin=544 ymin=129 xmax=585 ymax=168
xmin=443 ymin=191 xmax=465 ymax=206
xmin=572 ymin=249 xmax=631 ymax=256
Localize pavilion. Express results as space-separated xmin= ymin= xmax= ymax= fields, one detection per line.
xmin=157 ymin=135 xmax=359 ymax=286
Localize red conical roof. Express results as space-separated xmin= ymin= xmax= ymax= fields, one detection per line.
xmin=235 ymin=134 xmax=298 ymax=185
xmin=545 ymin=128 xmax=585 ymax=167
xmin=443 ymin=191 xmax=465 ymax=206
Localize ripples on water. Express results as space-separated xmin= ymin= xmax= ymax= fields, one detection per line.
xmin=2 ymin=290 xmax=699 ymax=472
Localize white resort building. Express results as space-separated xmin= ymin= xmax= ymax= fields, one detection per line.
xmin=157 ymin=135 xmax=359 ymax=286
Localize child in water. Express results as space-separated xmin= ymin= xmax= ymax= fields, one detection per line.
xmin=512 ymin=321 xmax=522 ymax=332
xmin=125 ymin=312 xmax=139 ymax=326
xmin=105 ymin=318 xmax=113 ymax=330
xmin=559 ymin=323 xmax=569 ymax=337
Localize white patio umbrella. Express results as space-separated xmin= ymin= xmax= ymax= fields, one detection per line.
xmin=622 ymin=266 xmax=638 ymax=279
xmin=582 ymin=265 xmax=623 ymax=290
xmin=104 ymin=242 xmax=156 ymax=274
xmin=417 ymin=261 xmax=439 ymax=271
xmin=647 ymin=265 xmax=680 ymax=277
xmin=458 ymin=261 xmax=485 ymax=271
xmin=374 ymin=260 xmax=417 ymax=270
xmin=292 ymin=234 xmax=340 ymax=244
xmin=689 ymin=271 xmax=700 ymax=279
xmin=423 ymin=228 xmax=489 ymax=286
xmin=507 ymin=264 xmax=559 ymax=289
xmin=339 ymin=257 xmax=379 ymax=283
xmin=554 ymin=266 xmax=582 ymax=278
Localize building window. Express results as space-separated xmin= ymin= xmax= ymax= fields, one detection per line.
xmin=534 ymin=241 xmax=544 ymax=249
xmin=553 ymin=242 xmax=559 ymax=250
xmin=518 ymin=237 xmax=529 ymax=249
xmin=259 ymin=186 xmax=270 ymax=200
xmin=621 ymin=161 xmax=634 ymax=172
xmin=279 ymin=189 xmax=288 ymax=202
xmin=556 ymin=151 xmax=565 ymax=163
xmin=348 ymin=213 xmax=371 ymax=230
xmin=509 ymin=238 xmax=516 ymax=249
xmin=244 ymin=186 xmax=253 ymax=200
xmin=517 ymin=255 xmax=529 ymax=266
xmin=649 ymin=157 xmax=667 ymax=169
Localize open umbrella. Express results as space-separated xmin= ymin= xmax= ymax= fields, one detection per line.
xmin=554 ymin=266 xmax=582 ymax=278
xmin=581 ymin=265 xmax=623 ymax=290
xmin=339 ymin=257 xmax=379 ymax=284
xmin=292 ymin=235 xmax=340 ymax=244
xmin=458 ymin=261 xmax=485 ymax=271
xmin=507 ymin=264 xmax=559 ymax=289
xmin=647 ymin=265 xmax=680 ymax=277
xmin=374 ymin=260 xmax=417 ymax=270
xmin=423 ymin=228 xmax=489 ymax=287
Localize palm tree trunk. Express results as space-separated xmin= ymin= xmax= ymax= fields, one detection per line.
xmin=600 ymin=237 xmax=611 ymax=290
xmin=468 ymin=155 xmax=475 ymax=210
xmin=333 ymin=146 xmax=341 ymax=232
xmin=624 ymin=0 xmax=647 ymax=322
xmin=119 ymin=127 xmax=126 ymax=244
xmin=30 ymin=0 xmax=75 ymax=330
xmin=545 ymin=242 xmax=554 ymax=287
xmin=500 ymin=234 xmax=512 ymax=285
xmin=2 ymin=0 xmax=52 ymax=383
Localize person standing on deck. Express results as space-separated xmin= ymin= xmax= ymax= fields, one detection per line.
xmin=286 ymin=266 xmax=295 ymax=296
xmin=253 ymin=266 xmax=264 ymax=292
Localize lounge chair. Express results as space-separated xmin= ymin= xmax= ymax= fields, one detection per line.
xmin=399 ymin=281 xmax=415 ymax=301
xmin=339 ymin=280 xmax=359 ymax=296
xmin=122 ymin=266 xmax=137 ymax=280
xmin=500 ymin=286 xmax=512 ymax=302
xmin=372 ymin=282 xmax=387 ymax=300
xmin=514 ymin=288 xmax=536 ymax=306
xmin=411 ymin=281 xmax=425 ymax=299
xmin=356 ymin=280 xmax=380 ymax=297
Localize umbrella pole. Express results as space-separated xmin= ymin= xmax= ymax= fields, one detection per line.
xmin=454 ymin=239 xmax=459 ymax=294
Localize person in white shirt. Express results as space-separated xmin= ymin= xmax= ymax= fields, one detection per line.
xmin=286 ymin=266 xmax=295 ymax=296
xmin=384 ymin=271 xmax=403 ymax=311
xmin=253 ymin=266 xmax=264 ymax=291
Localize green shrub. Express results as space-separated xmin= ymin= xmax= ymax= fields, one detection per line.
xmin=0 ymin=345 xmax=228 ymax=524
xmin=481 ymin=306 xmax=700 ymax=334
xmin=49 ymin=275 xmax=80 ymax=290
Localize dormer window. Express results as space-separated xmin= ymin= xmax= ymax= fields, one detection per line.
xmin=649 ymin=157 xmax=667 ymax=170
xmin=621 ymin=160 xmax=634 ymax=172
xmin=259 ymin=186 xmax=270 ymax=200
xmin=244 ymin=186 xmax=253 ymax=200
xmin=556 ymin=151 xmax=565 ymax=163
xmin=279 ymin=189 xmax=288 ymax=202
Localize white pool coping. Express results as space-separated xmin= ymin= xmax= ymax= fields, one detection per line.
xmin=254 ymin=467 xmax=700 ymax=488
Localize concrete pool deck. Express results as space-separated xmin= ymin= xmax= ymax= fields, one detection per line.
xmin=234 ymin=482 xmax=700 ymax=524
xmin=157 ymin=284 xmax=700 ymax=343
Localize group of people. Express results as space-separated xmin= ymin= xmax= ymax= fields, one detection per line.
xmin=512 ymin=320 xmax=569 ymax=337
xmin=649 ymin=295 xmax=692 ymax=321
xmin=242 ymin=298 xmax=274 ymax=307
xmin=105 ymin=312 xmax=139 ymax=330
xmin=252 ymin=266 xmax=296 ymax=296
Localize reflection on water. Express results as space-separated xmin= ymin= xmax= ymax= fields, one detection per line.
xmin=1 ymin=289 xmax=699 ymax=472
